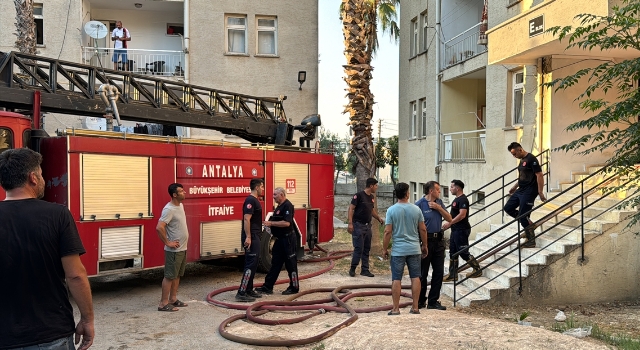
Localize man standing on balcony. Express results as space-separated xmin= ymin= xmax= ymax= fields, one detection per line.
xmin=504 ymin=142 xmax=547 ymax=248
xmin=415 ymin=181 xmax=452 ymax=310
xmin=442 ymin=179 xmax=482 ymax=282
xmin=111 ymin=21 xmax=131 ymax=71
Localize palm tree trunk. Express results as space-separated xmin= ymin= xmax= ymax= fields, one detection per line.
xmin=342 ymin=0 xmax=381 ymax=255
xmin=14 ymin=0 xmax=37 ymax=55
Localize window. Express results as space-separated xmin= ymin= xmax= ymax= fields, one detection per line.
xmin=421 ymin=99 xmax=427 ymax=137
xmin=226 ymin=15 xmax=247 ymax=54
xmin=410 ymin=102 xmax=417 ymax=139
xmin=442 ymin=186 xmax=449 ymax=199
xmin=22 ymin=129 xmax=31 ymax=149
xmin=418 ymin=182 xmax=425 ymax=199
xmin=474 ymin=190 xmax=485 ymax=206
xmin=0 ymin=128 xmax=14 ymax=153
xmin=410 ymin=18 xmax=418 ymax=57
xmin=34 ymin=3 xmax=43 ymax=46
xmin=422 ymin=13 xmax=429 ymax=52
xmin=512 ymin=70 xmax=524 ymax=125
xmin=256 ymin=16 xmax=277 ymax=55
xmin=410 ymin=182 xmax=417 ymax=203
xmin=166 ymin=23 xmax=184 ymax=36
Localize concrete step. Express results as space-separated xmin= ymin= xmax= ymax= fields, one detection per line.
xmin=441 ymin=280 xmax=489 ymax=307
xmin=481 ymin=264 xmax=523 ymax=287
xmin=545 ymin=191 xmax=625 ymax=211
xmin=530 ymin=208 xmax=617 ymax=232
xmin=538 ymin=200 xmax=631 ymax=222
xmin=475 ymin=229 xmax=573 ymax=254
xmin=456 ymin=275 xmax=509 ymax=298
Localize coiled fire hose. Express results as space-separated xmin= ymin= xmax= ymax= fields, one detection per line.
xmin=208 ymin=245 xmax=417 ymax=347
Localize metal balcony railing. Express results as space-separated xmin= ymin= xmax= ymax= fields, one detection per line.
xmin=440 ymin=130 xmax=486 ymax=162
xmin=81 ymin=47 xmax=185 ymax=77
xmin=442 ymin=23 xmax=487 ymax=70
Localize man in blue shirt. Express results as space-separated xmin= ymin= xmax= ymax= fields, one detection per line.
xmin=383 ymin=183 xmax=428 ymax=315
xmin=415 ymin=181 xmax=452 ymax=310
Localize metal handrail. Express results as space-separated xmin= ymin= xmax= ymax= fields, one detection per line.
xmin=451 ymin=165 xmax=631 ymax=306
xmin=454 ymin=189 xmax=637 ymax=303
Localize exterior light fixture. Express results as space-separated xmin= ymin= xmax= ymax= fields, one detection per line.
xmin=298 ymin=71 xmax=306 ymax=90
xmin=134 ymin=3 xmax=142 ymax=8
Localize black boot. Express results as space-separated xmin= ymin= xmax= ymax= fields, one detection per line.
xmin=467 ymin=255 xmax=482 ymax=278
xmin=443 ymin=258 xmax=458 ymax=282
xmin=521 ymin=226 xmax=536 ymax=248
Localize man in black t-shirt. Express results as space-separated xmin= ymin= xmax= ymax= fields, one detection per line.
xmin=236 ymin=178 xmax=265 ymax=302
xmin=256 ymin=187 xmax=299 ymax=295
xmin=442 ymin=180 xmax=482 ymax=282
xmin=504 ymin=142 xmax=547 ymax=248
xmin=347 ymin=177 xmax=384 ymax=277
xmin=0 ymin=148 xmax=94 ymax=350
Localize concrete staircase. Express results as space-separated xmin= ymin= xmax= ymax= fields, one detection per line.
xmin=440 ymin=166 xmax=636 ymax=307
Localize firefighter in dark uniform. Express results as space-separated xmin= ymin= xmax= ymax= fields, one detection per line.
xmin=236 ymin=178 xmax=265 ymax=302
xmin=504 ymin=142 xmax=547 ymax=248
xmin=256 ymin=187 xmax=299 ymax=295
xmin=442 ymin=179 xmax=482 ymax=282
xmin=415 ymin=181 xmax=452 ymax=310
xmin=347 ymin=177 xmax=384 ymax=278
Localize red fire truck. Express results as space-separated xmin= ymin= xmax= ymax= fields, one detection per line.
xmin=0 ymin=51 xmax=334 ymax=276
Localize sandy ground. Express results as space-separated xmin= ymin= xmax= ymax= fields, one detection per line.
xmin=76 ymin=240 xmax=616 ymax=350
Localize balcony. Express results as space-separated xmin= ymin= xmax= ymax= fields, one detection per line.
xmin=442 ymin=23 xmax=487 ymax=70
xmin=440 ymin=130 xmax=486 ymax=162
xmin=82 ymin=47 xmax=185 ymax=77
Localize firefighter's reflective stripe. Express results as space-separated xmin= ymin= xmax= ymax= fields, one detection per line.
xmin=100 ymin=226 xmax=142 ymax=259
xmin=274 ymin=163 xmax=309 ymax=208
xmin=81 ymin=154 xmax=150 ymax=220
xmin=201 ymin=220 xmax=243 ymax=257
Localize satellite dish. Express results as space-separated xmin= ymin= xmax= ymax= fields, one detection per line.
xmin=84 ymin=21 xmax=108 ymax=39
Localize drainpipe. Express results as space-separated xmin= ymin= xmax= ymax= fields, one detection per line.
xmin=434 ymin=0 xmax=442 ymax=182
xmin=183 ymin=0 xmax=190 ymax=83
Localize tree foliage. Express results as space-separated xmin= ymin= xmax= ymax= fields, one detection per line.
xmin=318 ymin=128 xmax=349 ymax=186
xmin=374 ymin=138 xmax=389 ymax=170
xmin=387 ymin=135 xmax=399 ymax=184
xmin=546 ymin=0 xmax=640 ymax=227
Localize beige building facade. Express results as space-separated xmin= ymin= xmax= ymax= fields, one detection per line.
xmin=399 ymin=0 xmax=630 ymax=209
xmin=0 ymin=0 xmax=318 ymax=140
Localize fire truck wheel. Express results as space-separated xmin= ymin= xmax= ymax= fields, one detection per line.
xmin=257 ymin=230 xmax=275 ymax=273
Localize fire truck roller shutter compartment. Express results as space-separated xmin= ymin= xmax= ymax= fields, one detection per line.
xmin=274 ymin=163 xmax=309 ymax=208
xmin=201 ymin=220 xmax=243 ymax=257
xmin=99 ymin=226 xmax=143 ymax=273
xmin=81 ymin=154 xmax=151 ymax=220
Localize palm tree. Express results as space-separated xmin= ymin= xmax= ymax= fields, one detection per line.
xmin=341 ymin=0 xmax=399 ymax=255
xmin=14 ymin=0 xmax=37 ymax=54
xmin=341 ymin=0 xmax=399 ymax=191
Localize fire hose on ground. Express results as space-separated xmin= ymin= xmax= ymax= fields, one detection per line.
xmin=207 ymin=244 xmax=421 ymax=347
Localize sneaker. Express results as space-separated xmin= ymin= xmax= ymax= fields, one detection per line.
xmin=282 ymin=287 xmax=299 ymax=295
xmin=418 ymin=301 xmax=427 ymax=309
xmin=255 ymin=286 xmax=273 ymax=295
xmin=427 ymin=301 xmax=447 ymax=310
xmin=360 ymin=271 xmax=375 ymax=277
xmin=246 ymin=290 xmax=262 ymax=298
xmin=235 ymin=292 xmax=256 ymax=302
xmin=349 ymin=268 xmax=356 ymax=277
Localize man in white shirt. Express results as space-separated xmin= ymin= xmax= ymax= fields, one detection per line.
xmin=111 ymin=21 xmax=131 ymax=70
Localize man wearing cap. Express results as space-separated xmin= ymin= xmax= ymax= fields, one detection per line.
xmin=442 ymin=180 xmax=482 ymax=282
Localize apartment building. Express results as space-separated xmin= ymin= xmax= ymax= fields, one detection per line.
xmin=399 ymin=0 xmax=629 ymax=208
xmin=0 ymin=0 xmax=318 ymax=139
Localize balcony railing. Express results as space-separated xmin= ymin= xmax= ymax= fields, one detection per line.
xmin=440 ymin=130 xmax=486 ymax=162
xmin=81 ymin=47 xmax=185 ymax=77
xmin=442 ymin=23 xmax=487 ymax=70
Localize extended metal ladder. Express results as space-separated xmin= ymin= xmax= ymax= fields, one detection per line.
xmin=0 ymin=51 xmax=296 ymax=144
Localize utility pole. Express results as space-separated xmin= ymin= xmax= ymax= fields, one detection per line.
xmin=377 ymin=118 xmax=382 ymax=179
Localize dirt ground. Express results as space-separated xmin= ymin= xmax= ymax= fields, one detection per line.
xmin=78 ymin=229 xmax=639 ymax=349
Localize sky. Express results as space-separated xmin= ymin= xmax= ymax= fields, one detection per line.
xmin=318 ymin=0 xmax=399 ymax=140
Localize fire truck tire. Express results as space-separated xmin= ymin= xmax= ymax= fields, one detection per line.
xmin=257 ymin=230 xmax=275 ymax=273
